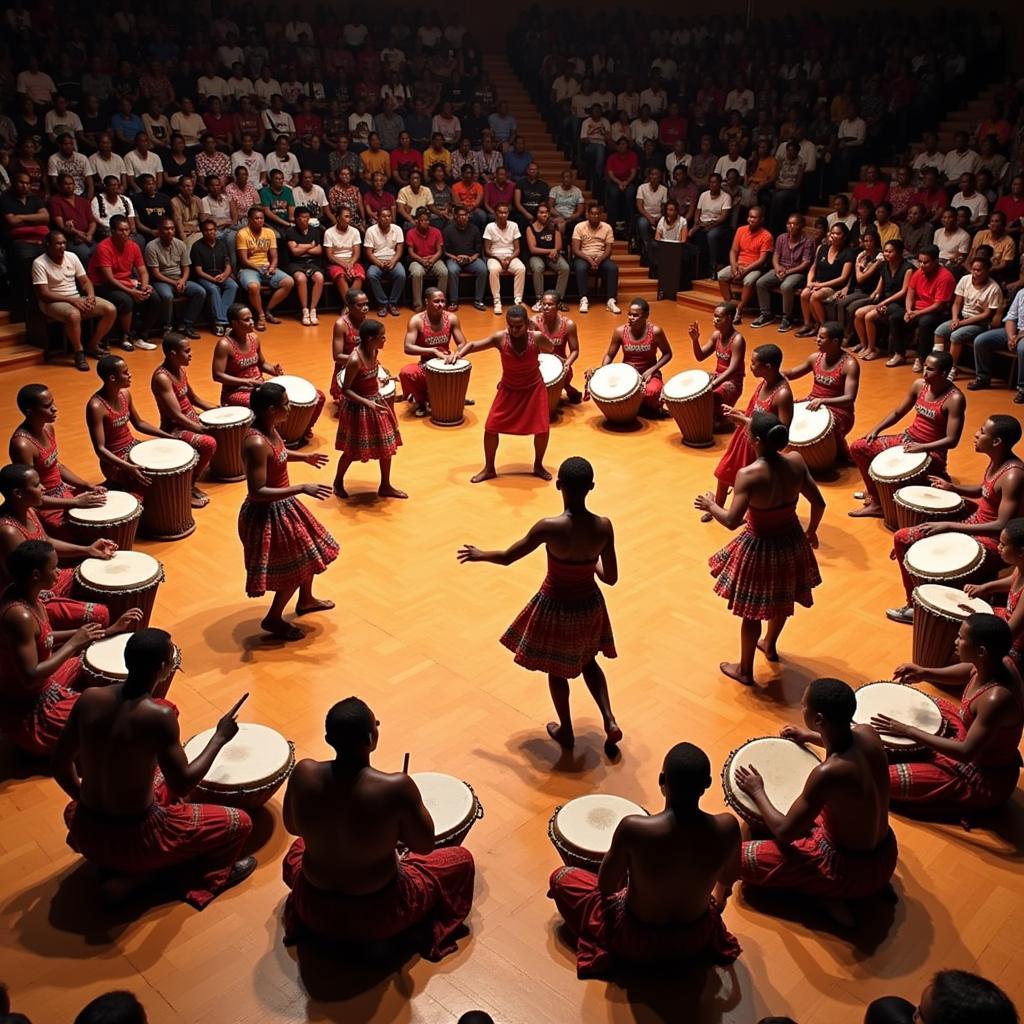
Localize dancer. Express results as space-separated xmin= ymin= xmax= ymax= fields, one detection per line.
xmin=454 ymin=305 xmax=551 ymax=484
xmin=239 ymin=382 xmax=338 ymax=640
xmin=398 ymin=287 xmax=471 ymax=417
xmin=333 ymin=319 xmax=406 ymax=499
xmin=329 ymin=289 xmax=370 ymax=406
xmin=458 ymin=456 xmax=621 ymax=751
xmin=688 ymin=304 xmax=746 ymax=429
xmin=696 ymin=412 xmax=824 ymax=686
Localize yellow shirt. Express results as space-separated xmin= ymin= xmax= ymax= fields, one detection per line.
xmin=235 ymin=225 xmax=274 ymax=267
xmin=422 ymin=146 xmax=451 ymax=175
xmin=876 ymin=221 xmax=901 ymax=246
xmin=360 ymin=148 xmax=390 ymax=179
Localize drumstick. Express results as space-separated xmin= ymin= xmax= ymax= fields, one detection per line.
xmin=402 ymin=752 xmax=410 ymax=774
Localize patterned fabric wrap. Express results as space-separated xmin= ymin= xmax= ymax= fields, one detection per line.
xmin=335 ymin=361 xmax=402 ymax=461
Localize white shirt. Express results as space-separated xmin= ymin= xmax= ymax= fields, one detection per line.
xmin=943 ymin=148 xmax=980 ymax=180
xmin=656 ymin=215 xmax=687 ymax=241
xmin=837 ymin=117 xmax=866 ymax=147
xmin=348 ymin=112 xmax=374 ymax=144
xmin=826 ymin=212 xmax=857 ymax=230
xmin=254 ymin=77 xmax=282 ymax=105
xmin=201 ymin=193 xmax=233 ymax=224
xmin=197 ymin=75 xmax=228 ymax=100
xmin=954 ymin=274 xmax=1002 ymax=318
xmin=265 ymin=153 xmax=301 ymax=181
xmin=696 ymin=190 xmax=732 ymax=226
xmin=363 ymin=222 xmax=404 ymax=261
xmin=665 ymin=151 xmax=692 ymax=177
xmin=90 ymin=193 xmax=136 ymax=229
xmin=293 ymin=184 xmax=327 ymax=212
xmin=170 ymin=112 xmax=205 ymax=147
xmin=226 ymin=76 xmax=255 ymax=101
xmin=217 ymin=44 xmax=244 ymax=68
xmin=911 ymin=149 xmax=944 ymax=184
xmin=124 ymin=150 xmax=162 ymax=180
xmin=89 ymin=152 xmax=127 ymax=181
xmin=551 ymin=76 xmax=580 ymax=105
xmin=47 ymin=151 xmax=91 ymax=191
xmin=231 ymin=150 xmax=266 ymax=179
xmin=630 ymin=117 xmax=659 ymax=146
xmin=324 ymin=224 xmax=361 ymax=261
xmin=933 ymin=227 xmax=971 ymax=262
xmin=32 ymin=251 xmax=85 ymax=299
xmin=263 ymin=110 xmax=295 ymax=138
xmin=724 ymin=88 xmax=755 ymax=116
xmin=638 ymin=88 xmax=667 ymax=114
xmin=432 ymin=114 xmax=461 ymax=144
xmin=616 ymin=91 xmax=640 ymax=119
xmin=950 ymin=191 xmax=989 ymax=220
xmin=284 ymin=20 xmax=313 ymax=43
xmin=342 ymin=22 xmax=368 ymax=46
xmin=636 ymin=183 xmax=668 ymax=220
xmin=483 ymin=220 xmax=521 ymax=260
xmin=44 ymin=109 xmax=83 ymax=141
xmin=775 ymin=138 xmax=817 ymax=173
xmin=714 ymin=155 xmax=747 ymax=180
xmin=579 ymin=117 xmax=609 ymax=143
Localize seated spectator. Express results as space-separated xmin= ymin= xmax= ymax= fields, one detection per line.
xmin=194 ymin=134 xmax=231 ymax=187
xmin=396 ymin=169 xmax=434 ymax=227
xmin=203 ymin=98 xmax=234 ymax=151
xmin=452 ymin=165 xmax=487 ymax=230
xmin=942 ymin=131 xmax=981 ymax=185
xmin=934 ymin=207 xmax=971 ymax=275
xmin=718 ymin=206 xmax=774 ymax=322
xmin=668 ymin=165 xmax=699 ymax=228
xmin=142 ymin=100 xmax=171 ymax=151
xmin=263 ymin=96 xmax=296 ymax=143
xmin=886 ymin=167 xmax=917 ymax=223
xmin=504 ymin=137 xmax=533 ymax=181
xmin=752 ymin=213 xmax=815 ymax=331
xmin=996 ymin=175 xmax=1024 ymax=241
xmin=483 ymin=203 xmax=526 ymax=313
xmin=743 ymin=141 xmax=778 ymax=210
xmin=266 ymin=136 xmax=301 ymax=189
xmin=110 ymin=99 xmax=145 ymax=152
xmin=231 ymin=134 xmax=267 ymax=188
xmin=259 ymin=170 xmax=295 ymax=240
xmin=690 ymin=174 xmax=733 ymax=277
xmin=852 ymin=165 xmax=888 ymax=208
xmin=579 ymin=104 xmax=610 ymax=184
xmin=363 ymin=206 xmax=406 ymax=317
xmin=285 ymin=208 xmax=325 ymax=326
xmin=432 ymin=102 xmax=461 ymax=147
xmin=852 ymin=238 xmax=916 ymax=360
xmin=423 ymin=135 xmax=452 ymax=180
xmin=659 ymin=102 xmax=688 ymax=150
xmin=390 ymin=132 xmax=423 ymax=191
xmin=863 ymin=969 xmax=1017 ymax=1024
xmin=171 ymin=176 xmax=202 ymax=249
xmin=796 ymin=222 xmax=855 ymax=337
xmin=835 ymin=231 xmax=883 ymax=341
xmin=125 ymin=134 xmax=163 ymax=193
xmin=852 ymin=200 xmax=877 ymax=248
xmin=549 ymin=169 xmax=585 ymax=241
xmin=874 ymin=203 xmax=900 ymax=247
xmin=145 ymin=217 xmax=205 ymax=338
xmin=364 ymin=172 xmax=397 ymax=226
xmin=900 ymin=204 xmax=933 ymax=260
xmin=89 ymin=134 xmax=128 ymax=194
xmin=48 ymin=174 xmax=98 ymax=265
xmin=125 ymin=175 xmax=165 ymax=246
xmin=405 ymin=209 xmax=448 ymax=312
xmin=32 ymin=230 xmax=117 ymax=369
xmin=483 ymin=167 xmax=516 ymax=223
xmin=714 ymin=139 xmax=747 ymax=186
xmin=324 ymin=205 xmax=365 ymax=303
xmin=934 ymin=256 xmax=1003 ymax=379
xmin=191 ymin=218 xmax=239 ymax=335
xmin=2 ymin=170 xmax=50 ymax=296
xmin=360 ymin=133 xmax=392 ymax=190
xmin=428 ymin=165 xmax=454 ymax=230
xmin=225 ymin=166 xmax=262 ymax=239
xmin=970 ymin=212 xmax=1017 ymax=283
xmin=235 ymin=206 xmax=294 ymax=330
xmin=888 ymin=244 xmax=955 ymax=370
xmin=47 ymin=134 xmax=92 ymax=200
xmin=604 ymin=136 xmax=640 ymax=234
xmin=914 ymin=168 xmax=948 ymax=225
xmin=200 ymin=175 xmax=237 ymax=252
xmin=665 ymin=141 xmax=691 ymax=182
xmin=950 ymin=173 xmax=989 ymax=230
xmin=630 ymin=105 xmax=660 ymax=149
xmin=328 ymin=165 xmax=366 ymax=232
xmin=526 ymin=204 xmax=569 ymax=309
xmin=690 ymin=135 xmax=718 ymax=194
xmin=834 ymin=101 xmax=866 ymax=186
xmin=87 ymin=214 xmax=159 ymax=350
xmin=292 ymin=170 xmax=329 ymax=228
xmin=571 ymin=204 xmax=620 ymax=315
xmin=161 ymin=135 xmax=195 ymax=199
xmin=513 ymin=164 xmax=550 ymax=230
xmin=652 ymin=198 xmax=692 ymax=284
xmin=827 ymin=194 xmax=856 ymax=231
xmin=488 ymin=101 xmax=517 ymax=149
xmin=635 ymin=168 xmax=668 ymax=262
xmin=474 ymin=135 xmax=503 ymax=185
xmin=911 ymin=133 xmax=944 ymax=187
xmin=449 ymin=137 xmax=477 ymax=181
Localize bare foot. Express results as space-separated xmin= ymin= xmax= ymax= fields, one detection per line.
xmin=848 ymin=502 xmax=883 ymax=518
xmin=720 ymin=661 xmax=755 ymax=687
xmin=822 ymin=897 xmax=857 ymax=928
xmin=546 ymin=721 xmax=575 ymax=749
xmin=295 ymin=598 xmax=335 ymax=616
xmin=333 ymin=483 xmax=348 ymax=499
xmin=260 ymin=616 xmax=306 ymax=641
xmin=604 ymin=720 xmax=623 ymax=746
xmin=378 ymin=485 xmax=409 ymax=499
xmin=471 ymin=467 xmax=497 ymax=483
xmin=191 ymin=488 xmax=210 ymax=508
xmin=756 ymin=640 xmax=779 ymax=662
xmin=533 ymin=464 xmax=552 ymax=481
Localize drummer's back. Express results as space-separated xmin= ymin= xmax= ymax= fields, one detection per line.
xmin=817 ymin=725 xmax=891 ymax=852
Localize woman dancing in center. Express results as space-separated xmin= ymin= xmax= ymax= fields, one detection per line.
xmin=696 ymin=412 xmax=825 ymax=687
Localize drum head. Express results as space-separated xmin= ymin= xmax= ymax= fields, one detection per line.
xmin=724 ymin=738 xmax=820 ymax=818
xmin=538 ymin=352 xmax=564 ymax=385
xmin=589 ymin=363 xmax=641 ymax=400
xmin=894 ymin=485 xmax=962 ymax=512
xmin=425 ymin=357 xmax=470 ymax=372
xmin=199 ymin=406 xmax=252 ymax=427
xmin=83 ymin=633 xmax=131 ymax=677
xmin=869 ymin=445 xmax=930 ymax=481
xmin=129 ymin=438 xmax=195 ymax=471
xmin=184 ymin=723 xmax=291 ymax=786
xmin=380 ymin=379 xmax=397 ymax=399
xmin=914 ymin=583 xmax=992 ymax=618
xmin=411 ymin=772 xmax=474 ymax=837
xmin=854 ymin=681 xmax=943 ymax=747
xmin=377 ymin=365 xmax=391 ymax=382
xmin=905 ymin=532 xmax=983 ymax=577
xmin=788 ymin=402 xmax=832 ymax=444
xmin=78 ymin=550 xmax=161 ymax=588
xmin=274 ymin=374 xmax=317 ymax=405
xmin=68 ymin=491 xmax=139 ymax=523
xmin=663 ymin=369 xmax=711 ymax=400
xmin=554 ymin=794 xmax=646 ymax=857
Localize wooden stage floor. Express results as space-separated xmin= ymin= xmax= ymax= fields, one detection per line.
xmin=1 ymin=300 xmax=1022 ymax=1024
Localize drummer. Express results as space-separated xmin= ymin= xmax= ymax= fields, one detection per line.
xmin=966 ymin=518 xmax=1024 ymax=664
xmin=85 ymin=356 xmax=171 ymax=493
xmin=53 ymin=627 xmax=257 ymax=908
xmin=548 ymin=742 xmax=742 ymax=978
xmin=9 ymin=384 xmax=107 ymax=533
xmin=281 ymin=696 xmax=475 ymax=955
xmin=782 ymin=321 xmax=860 ymax=462
xmin=454 ymin=305 xmax=551 ymax=484
xmin=458 ymin=456 xmax=621 ymax=750
xmin=329 ymin=289 xmax=370 ymax=407
xmin=589 ymin=298 xmax=672 ymax=418
xmin=887 ymin=415 xmax=1024 ymax=625
xmin=688 ymin=304 xmax=746 ymax=429
xmin=535 ymin=290 xmax=582 ymax=405
xmin=879 ymin=613 xmax=1024 ymax=814
xmin=0 ymin=540 xmax=105 ymax=756
xmin=151 ymin=334 xmax=217 ymax=509
xmin=696 ymin=412 xmax=824 ymax=687
xmin=333 ymin=319 xmax=407 ymax=500
xmin=702 ymin=343 xmax=793 ymax=523
xmin=735 ymin=677 xmax=898 ymax=926
xmin=849 ymin=350 xmax=966 ymax=518
xmin=398 ymin=287 xmax=472 ymax=418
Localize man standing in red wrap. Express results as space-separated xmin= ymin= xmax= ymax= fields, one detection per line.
xmin=282 ymin=697 xmax=475 ymax=956
xmin=849 ymin=350 xmax=965 ymax=518
xmin=735 ymin=677 xmax=897 ymax=927
xmin=399 ymin=287 xmax=472 ymax=418
xmin=549 ymin=741 xmax=742 ymax=978
xmin=55 ymin=628 xmax=255 ymax=909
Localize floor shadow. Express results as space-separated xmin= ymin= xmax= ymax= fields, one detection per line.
xmin=893 ymin=792 xmax=1024 ymax=863
xmin=0 ymin=740 xmax=50 ymax=787
xmin=588 ymin=415 xmax=651 ymax=435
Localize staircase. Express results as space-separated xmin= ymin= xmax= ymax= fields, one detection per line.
xmin=0 ymin=311 xmax=42 ymax=371
xmin=487 ymin=55 xmax=659 ymax=303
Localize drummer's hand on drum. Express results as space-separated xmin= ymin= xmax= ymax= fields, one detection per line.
xmin=926 ymin=475 xmax=952 ymax=491
xmin=456 ymin=544 xmax=484 ymax=563
xmin=434 ymin=347 xmax=451 ymax=362
xmin=870 ymin=713 xmax=914 ymax=739
xmin=75 ymin=491 xmax=107 ymax=509
xmin=914 ymin=522 xmax=948 ymax=538
xmin=892 ymin=662 xmax=925 ymax=684
xmin=963 ymin=582 xmax=989 ymax=599
xmin=128 ymin=465 xmax=151 ymax=488
xmin=733 ymin=764 xmax=765 ymax=797
xmin=903 ymin=442 xmax=925 ymax=454
xmin=270 ymin=363 xmax=284 ymax=376
xmin=806 ymin=398 xmax=823 ymax=411
xmin=302 ymin=482 xmax=332 ymax=500
xmin=88 ymin=539 xmax=118 ymax=559
xmin=70 ymin=622 xmax=105 ymax=652
xmin=780 ymin=724 xmax=813 ymax=745
xmin=110 ymin=608 xmax=144 ymax=634
xmin=304 ymin=452 xmax=329 ymax=468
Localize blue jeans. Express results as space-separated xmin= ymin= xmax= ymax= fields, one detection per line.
xmin=605 ymin=183 xmax=637 ymax=226
xmin=445 ymin=258 xmax=487 ymax=304
xmin=573 ymin=257 xmax=618 ymax=300
xmin=635 ymin=216 xmax=657 ymax=255
xmin=366 ymin=263 xmax=407 ymax=307
xmin=196 ymin=276 xmax=240 ymax=326
xmin=973 ymin=327 xmax=1024 ymax=387
xmin=238 ymin=268 xmax=291 ymax=290
xmin=152 ymin=280 xmax=206 ymax=328
xmin=581 ymin=142 xmax=606 ymax=181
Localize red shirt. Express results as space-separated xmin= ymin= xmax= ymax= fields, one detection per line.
xmin=913 ymin=187 xmax=947 ymax=218
xmin=48 ymin=194 xmax=95 ymax=233
xmin=484 ymin=181 xmax=515 ymax=208
xmin=606 ymin=150 xmax=639 ymax=182
xmin=910 ymin=266 xmax=955 ymax=311
xmin=294 ymin=113 xmax=323 ymax=137
xmin=852 ymin=181 xmax=889 ymax=207
xmin=405 ymin=225 xmax=443 ymax=258
xmin=995 ymin=195 xmax=1024 ymax=227
xmin=203 ymin=112 xmax=234 ymax=139
xmin=363 ymin=189 xmax=396 ymax=218
xmin=390 ymin=148 xmax=423 ymax=179
xmin=87 ymin=237 xmax=144 ymax=286
xmin=658 ymin=116 xmax=688 ymax=148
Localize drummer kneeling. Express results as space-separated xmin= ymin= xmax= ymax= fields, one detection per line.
xmin=549 ymin=742 xmax=742 ymax=979
xmin=281 ymin=697 xmax=475 ymax=958
xmin=54 ymin=628 xmax=256 ymax=909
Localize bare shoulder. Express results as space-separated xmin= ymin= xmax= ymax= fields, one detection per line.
xmin=714 ymin=811 xmax=741 ymax=837
xmin=0 ymin=601 xmax=34 ymax=633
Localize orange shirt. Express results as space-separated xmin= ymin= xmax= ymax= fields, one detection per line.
xmin=452 ymin=180 xmax=484 ymax=208
xmin=734 ymin=225 xmax=774 ymax=266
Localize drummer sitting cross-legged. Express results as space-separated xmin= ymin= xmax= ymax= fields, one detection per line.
xmin=151 ymin=334 xmax=218 ymax=509
xmin=877 ymin=614 xmax=1024 ymax=815
xmin=535 ymin=290 xmax=582 ymax=405
xmin=548 ymin=742 xmax=742 ymax=979
xmin=281 ymin=697 xmax=475 ymax=957
xmin=849 ymin=350 xmax=966 ymax=518
xmin=54 ymin=628 xmax=256 ymax=909
xmin=688 ymin=304 xmax=746 ymax=430
xmin=399 ymin=287 xmax=472 ymax=418
xmin=9 ymin=383 xmax=107 ymax=534
xmin=735 ymin=677 xmax=898 ymax=927
xmin=886 ymin=415 xmax=1024 ymax=624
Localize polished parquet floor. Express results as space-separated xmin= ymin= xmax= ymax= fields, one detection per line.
xmin=1 ymin=299 xmax=1022 ymax=1024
